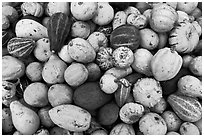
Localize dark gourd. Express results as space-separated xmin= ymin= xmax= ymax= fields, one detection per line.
xmin=47 ymin=12 xmax=71 ymax=52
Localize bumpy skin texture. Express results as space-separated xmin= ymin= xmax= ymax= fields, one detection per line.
xmin=133 ymin=78 xmax=162 ymax=108
xmin=151 ymin=47 xmax=183 ymax=81
xmin=96 ymin=47 xmax=113 ymax=71
xmin=139 ymin=112 xmax=167 ymax=135
xmin=119 ymin=102 xmax=144 ymax=124
xmin=112 ymin=47 xmax=134 ymax=68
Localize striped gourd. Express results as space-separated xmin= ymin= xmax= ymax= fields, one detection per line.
xmin=7 ymin=37 xmax=35 ymax=58
xmin=114 ymin=78 xmax=132 ymax=107
xmin=167 ymin=94 xmax=202 ymax=122
xmin=47 ymin=12 xmax=71 ymax=53
xmin=110 ymin=24 xmax=141 ymax=50
xmin=2 ymin=30 xmax=15 ymax=47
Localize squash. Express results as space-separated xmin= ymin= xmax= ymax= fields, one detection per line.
xmin=47 ymin=12 xmax=71 ymax=53
xmin=169 ymin=22 xmax=199 ymax=54
xmin=110 ymin=24 xmax=141 ymax=50
xmin=149 ymin=3 xmax=178 ymax=32
xmin=7 ymin=37 xmax=36 ymax=58
xmin=151 ymin=47 xmax=183 ymax=81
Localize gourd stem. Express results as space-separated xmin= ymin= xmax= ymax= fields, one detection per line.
xmin=114 ymin=79 xmax=131 ymax=88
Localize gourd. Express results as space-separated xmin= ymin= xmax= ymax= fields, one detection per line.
xmin=151 ymin=47 xmax=183 ymax=81
xmin=149 ymin=3 xmax=178 ymax=32
xmin=110 ymin=24 xmax=141 ymax=50
xmin=47 ymin=12 xmax=71 ymax=53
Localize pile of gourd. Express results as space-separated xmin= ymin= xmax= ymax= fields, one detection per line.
xmin=2 ymin=2 xmax=202 ymax=135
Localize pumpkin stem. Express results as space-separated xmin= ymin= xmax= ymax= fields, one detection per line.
xmin=170 ymin=46 xmax=176 ymax=53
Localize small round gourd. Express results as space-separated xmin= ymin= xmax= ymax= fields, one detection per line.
xmin=96 ymin=47 xmax=114 ymax=70
xmin=133 ymin=78 xmax=162 ymax=108
xmin=149 ymin=3 xmax=178 ymax=32
xmin=112 ymin=47 xmax=134 ymax=68
xmin=139 ymin=112 xmax=167 ymax=135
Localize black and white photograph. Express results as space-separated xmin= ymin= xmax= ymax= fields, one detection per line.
xmin=2 ymin=1 xmax=202 ymax=135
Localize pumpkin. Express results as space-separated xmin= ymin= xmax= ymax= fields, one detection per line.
xmin=96 ymin=47 xmax=114 ymax=70
xmin=151 ymin=47 xmax=183 ymax=81
xmin=169 ymin=21 xmax=199 ymax=54
xmin=47 ymin=12 xmax=71 ymax=53
xmin=110 ymin=24 xmax=141 ymax=50
xmin=149 ymin=3 xmax=178 ymax=32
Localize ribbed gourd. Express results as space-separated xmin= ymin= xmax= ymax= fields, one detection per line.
xmin=47 ymin=12 xmax=71 ymax=53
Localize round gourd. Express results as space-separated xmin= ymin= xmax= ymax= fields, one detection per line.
xmin=110 ymin=24 xmax=141 ymax=50
xmin=96 ymin=47 xmax=114 ymax=70
xmin=149 ymin=3 xmax=178 ymax=32
xmin=139 ymin=28 xmax=159 ymax=50
xmin=169 ymin=22 xmax=199 ymax=54
xmin=151 ymin=47 xmax=183 ymax=81
xmin=112 ymin=47 xmax=134 ymax=68
xmin=64 ymin=63 xmax=88 ymax=87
